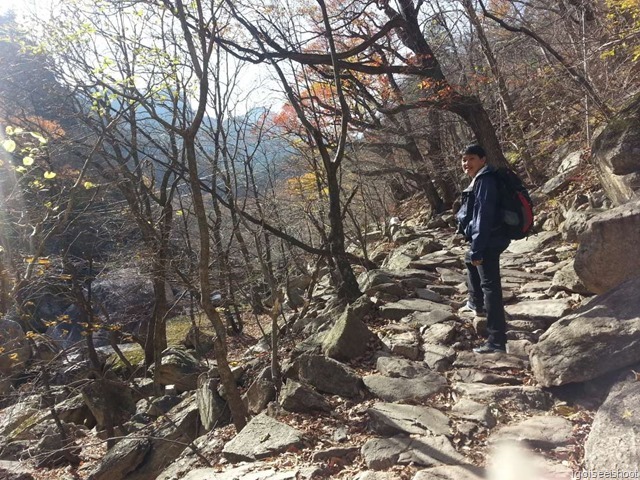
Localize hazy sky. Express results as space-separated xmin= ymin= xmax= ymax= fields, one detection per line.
xmin=0 ymin=0 xmax=51 ymax=20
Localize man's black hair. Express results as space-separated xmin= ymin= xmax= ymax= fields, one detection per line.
xmin=463 ymin=144 xmax=486 ymax=158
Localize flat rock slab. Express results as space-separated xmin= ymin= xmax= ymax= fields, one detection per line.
xmin=376 ymin=357 xmax=431 ymax=379
xmin=368 ymin=402 xmax=450 ymax=437
xmin=312 ymin=446 xmax=359 ymax=462
xmin=383 ymin=269 xmax=440 ymax=282
xmin=436 ymin=268 xmax=466 ymax=286
xmin=181 ymin=464 xmax=316 ymax=480
xmin=423 ymin=344 xmax=456 ymax=372
xmin=363 ymin=374 xmax=447 ymax=403
xmin=222 ymin=413 xmax=304 ymax=462
xmin=454 ymin=383 xmax=552 ymax=411
xmin=403 ymin=311 xmax=457 ymax=328
xmin=489 ymin=415 xmax=573 ymax=448
xmin=421 ymin=323 xmax=457 ymax=345
xmin=413 ymin=465 xmax=484 ymax=480
xmin=361 ymin=435 xmax=466 ymax=470
xmin=353 ymin=473 xmax=403 ymax=480
xmin=379 ymin=330 xmax=420 ymax=360
xmin=506 ymin=231 xmax=560 ymax=255
xmin=410 ymin=256 xmax=464 ymax=271
xmin=519 ymin=281 xmax=553 ymax=293
xmin=380 ymin=299 xmax=453 ymax=321
xmin=500 ymin=268 xmax=550 ymax=282
xmin=505 ymin=299 xmax=572 ymax=324
xmin=415 ymin=288 xmax=446 ymax=303
xmin=585 ymin=379 xmax=640 ymax=471
xmin=450 ymin=398 xmax=496 ymax=428
xmin=453 ymin=351 xmax=528 ymax=370
xmin=452 ymin=368 xmax=521 ymax=386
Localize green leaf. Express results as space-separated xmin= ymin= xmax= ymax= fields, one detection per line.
xmin=2 ymin=139 xmax=16 ymax=153
xmin=5 ymin=126 xmax=14 ymax=136
xmin=15 ymin=166 xmax=27 ymax=173
xmin=22 ymin=156 xmax=34 ymax=166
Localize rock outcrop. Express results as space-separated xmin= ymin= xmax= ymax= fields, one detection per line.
xmin=574 ymin=198 xmax=640 ymax=294
xmin=530 ymin=275 xmax=640 ymax=387
xmin=591 ymin=94 xmax=640 ymax=205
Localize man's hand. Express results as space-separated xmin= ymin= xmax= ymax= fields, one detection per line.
xmin=472 ymin=259 xmax=483 ymax=266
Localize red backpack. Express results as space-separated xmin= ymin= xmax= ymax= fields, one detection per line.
xmin=493 ymin=168 xmax=534 ymax=240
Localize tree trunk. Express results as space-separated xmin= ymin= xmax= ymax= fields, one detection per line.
xmin=448 ymin=98 xmax=509 ymax=168
xmin=326 ymin=164 xmax=362 ymax=302
xmin=185 ymin=138 xmax=248 ymax=431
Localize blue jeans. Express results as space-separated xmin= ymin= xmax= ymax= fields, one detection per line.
xmin=465 ymin=246 xmax=507 ymax=347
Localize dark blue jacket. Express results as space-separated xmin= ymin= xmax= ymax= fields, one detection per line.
xmin=456 ymin=166 xmax=510 ymax=261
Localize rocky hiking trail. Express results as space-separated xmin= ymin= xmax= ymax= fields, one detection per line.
xmin=2 ymin=209 xmax=639 ymax=480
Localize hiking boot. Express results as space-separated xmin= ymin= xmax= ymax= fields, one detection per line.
xmin=473 ymin=343 xmax=506 ymax=354
xmin=458 ymin=302 xmax=486 ymax=318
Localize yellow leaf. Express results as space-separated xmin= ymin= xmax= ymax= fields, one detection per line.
xmin=5 ymin=126 xmax=14 ymax=135
xmin=30 ymin=132 xmax=47 ymax=144
xmin=176 ymin=209 xmax=183 ymax=216
xmin=44 ymin=171 xmax=57 ymax=179
xmin=15 ymin=166 xmax=26 ymax=173
xmin=8 ymin=353 xmax=18 ymax=360
xmin=83 ymin=181 xmax=96 ymax=189
xmin=22 ymin=156 xmax=34 ymax=166
xmin=37 ymin=258 xmax=50 ymax=265
xmin=2 ymin=139 xmax=16 ymax=153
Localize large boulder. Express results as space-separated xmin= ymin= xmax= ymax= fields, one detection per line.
xmin=0 ymin=319 xmax=30 ymax=378
xmin=530 ymin=275 xmax=640 ymax=387
xmin=322 ymin=298 xmax=376 ymax=361
xmin=81 ymin=379 xmax=137 ymax=429
xmin=88 ymin=396 xmax=200 ymax=480
xmin=151 ymin=347 xmax=206 ymax=392
xmin=574 ymin=198 xmax=640 ymax=294
xmin=222 ymin=413 xmax=304 ymax=462
xmin=591 ymin=94 xmax=640 ymax=205
xmin=584 ymin=377 xmax=640 ymax=471
xmin=286 ymin=354 xmax=362 ymax=398
xmin=196 ymin=372 xmax=230 ymax=430
xmin=279 ymin=380 xmax=331 ymax=413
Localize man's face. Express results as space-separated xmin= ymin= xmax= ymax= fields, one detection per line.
xmin=461 ymin=153 xmax=486 ymax=178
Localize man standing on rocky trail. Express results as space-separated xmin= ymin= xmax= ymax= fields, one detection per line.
xmin=455 ymin=144 xmax=510 ymax=353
